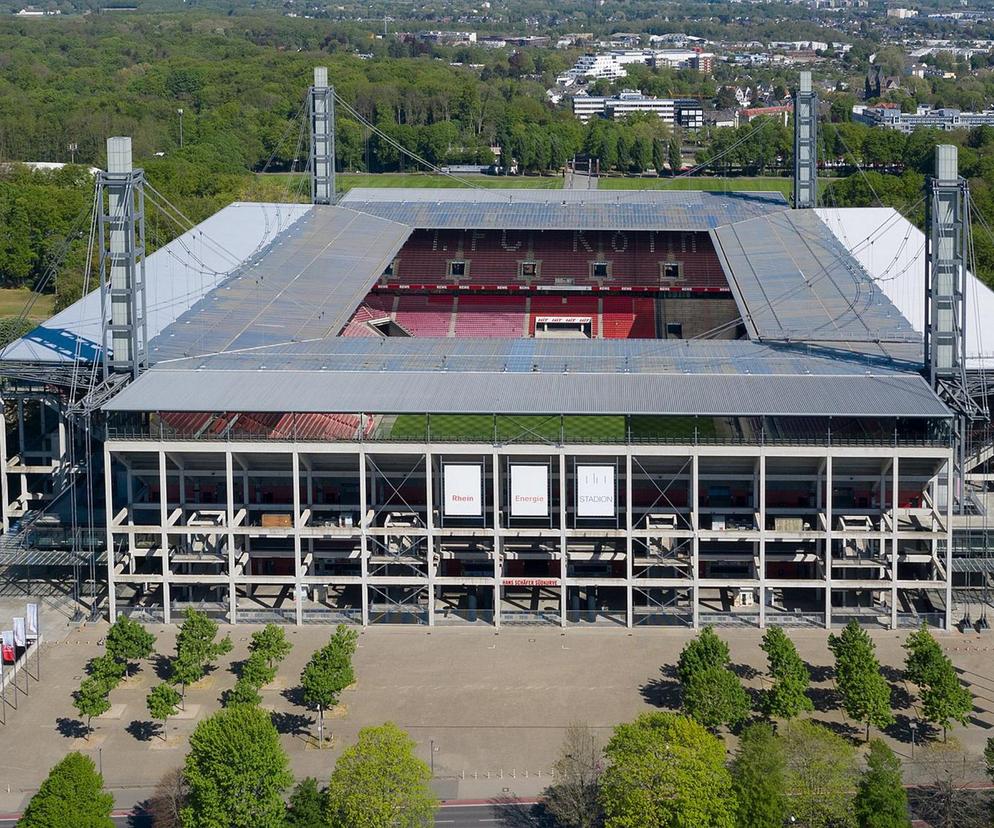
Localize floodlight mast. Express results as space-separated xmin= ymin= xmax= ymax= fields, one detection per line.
xmin=310 ymin=67 xmax=336 ymax=205
xmin=793 ymin=71 xmax=817 ymax=209
xmin=98 ymin=136 xmax=147 ymax=381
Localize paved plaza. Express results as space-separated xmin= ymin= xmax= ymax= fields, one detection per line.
xmin=0 ymin=613 xmax=992 ymax=814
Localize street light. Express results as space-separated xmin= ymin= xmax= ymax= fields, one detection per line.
xmin=68 ymin=142 xmax=77 ymax=164
xmin=910 ymin=720 xmax=918 ymax=759
xmin=177 ymin=108 xmax=184 ymax=148
xmin=430 ymin=739 xmax=439 ymax=776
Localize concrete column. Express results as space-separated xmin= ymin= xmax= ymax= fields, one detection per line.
xmin=292 ymin=450 xmax=303 ymax=626
xmin=945 ymin=455 xmax=954 ymax=631
xmin=425 ymin=451 xmax=435 ymax=627
xmin=825 ymin=454 xmax=833 ymax=629
xmin=492 ymin=451 xmax=501 ymax=629
xmin=691 ymin=452 xmax=700 ymax=629
xmin=758 ymin=454 xmax=766 ymax=628
xmin=625 ymin=452 xmax=633 ymax=628
xmin=559 ymin=452 xmax=567 ymax=628
xmin=159 ymin=450 xmax=170 ymax=624
xmin=226 ymin=450 xmax=236 ymax=624
xmin=104 ymin=446 xmax=116 ymax=620
xmin=891 ymin=456 xmax=900 ymax=629
xmin=359 ymin=449 xmax=369 ymax=626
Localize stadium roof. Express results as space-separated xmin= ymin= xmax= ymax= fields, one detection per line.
xmin=713 ymin=210 xmax=920 ymax=345
xmin=148 ymin=205 xmax=410 ymax=361
xmin=339 ymin=187 xmax=789 ymax=232
xmin=817 ymin=207 xmax=994 ymax=370
xmin=104 ymin=368 xmax=947 ymax=418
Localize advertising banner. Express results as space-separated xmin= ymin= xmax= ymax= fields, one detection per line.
xmin=25 ymin=603 xmax=39 ymax=639
xmin=1 ymin=631 xmax=13 ymax=663
xmin=577 ymin=465 xmax=616 ymax=518
xmin=510 ymin=464 xmax=549 ymax=517
xmin=12 ymin=617 xmax=25 ymax=648
xmin=443 ymin=464 xmax=483 ymax=517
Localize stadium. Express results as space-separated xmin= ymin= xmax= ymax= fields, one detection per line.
xmin=0 ymin=71 xmax=991 ymax=631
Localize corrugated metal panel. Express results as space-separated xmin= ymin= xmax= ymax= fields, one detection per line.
xmin=0 ymin=202 xmax=314 ymax=365
xmin=104 ymin=369 xmax=949 ymax=417
xmin=154 ymin=337 xmax=923 ymax=376
xmin=148 ymin=206 xmax=411 ymax=361
xmin=713 ymin=211 xmax=921 ymax=345
xmin=339 ymin=188 xmax=788 ymax=232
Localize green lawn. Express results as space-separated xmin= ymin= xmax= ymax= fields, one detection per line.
xmin=599 ymin=175 xmax=837 ymax=198
xmin=337 ymin=173 xmax=563 ymax=191
xmin=383 ymin=414 xmax=716 ymax=444
xmin=0 ymin=287 xmax=54 ymax=322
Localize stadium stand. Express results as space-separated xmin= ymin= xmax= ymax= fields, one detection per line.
xmin=387 ymin=229 xmax=730 ymax=291
xmin=602 ymin=297 xmax=657 ymax=339
xmin=454 ymin=295 xmax=528 ymax=337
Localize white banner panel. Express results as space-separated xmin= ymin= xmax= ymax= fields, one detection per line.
xmin=510 ymin=464 xmax=549 ymax=517
xmin=25 ymin=603 xmax=38 ymax=638
xmin=443 ymin=464 xmax=483 ymax=517
xmin=12 ymin=617 xmax=25 ymax=647
xmin=577 ymin=465 xmax=616 ymax=517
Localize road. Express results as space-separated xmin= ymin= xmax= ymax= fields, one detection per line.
xmin=436 ymin=800 xmax=543 ymax=826
xmin=0 ymin=802 xmax=536 ymax=827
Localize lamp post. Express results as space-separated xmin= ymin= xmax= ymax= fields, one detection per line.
xmin=68 ymin=142 xmax=77 ymax=164
xmin=910 ymin=720 xmax=918 ymax=759
xmin=177 ymin=108 xmax=184 ymax=148
xmin=430 ymin=739 xmax=439 ymax=776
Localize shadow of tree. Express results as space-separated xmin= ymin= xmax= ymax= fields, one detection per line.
xmin=55 ymin=717 xmax=89 ymax=739
xmin=729 ymin=662 xmax=759 ymax=680
xmin=281 ymin=685 xmax=307 ymax=707
xmin=880 ymin=664 xmax=905 ymax=684
xmin=804 ymin=662 xmax=834 ymax=683
xmin=488 ymin=795 xmax=555 ymax=828
xmin=889 ymin=682 xmax=913 ymax=711
xmin=125 ymin=807 xmax=154 ymax=828
xmin=126 ymin=719 xmax=159 ymax=742
xmin=152 ymin=654 xmax=173 ymax=682
xmin=639 ymin=666 xmax=682 ymax=710
xmin=811 ymin=717 xmax=861 ymax=743
xmin=270 ymin=710 xmax=314 ymax=737
xmin=808 ymin=687 xmax=840 ymax=713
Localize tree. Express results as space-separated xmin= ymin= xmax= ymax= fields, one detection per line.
xmin=105 ymin=615 xmax=156 ymax=673
xmin=170 ymin=609 xmax=233 ymax=704
xmin=731 ymin=722 xmax=788 ymax=828
xmin=543 ymin=723 xmax=603 ymax=828
xmin=286 ymin=778 xmax=327 ymax=828
xmin=222 ymin=677 xmax=263 ymax=708
xmin=147 ymin=683 xmax=181 ymax=742
xmin=683 ymin=665 xmax=750 ymax=730
xmin=904 ymin=625 xmax=971 ymax=741
xmin=145 ymin=767 xmax=188 ymax=828
xmin=919 ymin=661 xmax=972 ymax=742
xmin=240 ymin=650 xmax=277 ymax=688
xmin=88 ymin=653 xmax=126 ymax=689
xmin=182 ymin=705 xmax=292 ymax=828
xmin=325 ymin=722 xmax=437 ymax=828
xmin=829 ymin=620 xmax=895 ymax=740
xmin=73 ymin=676 xmax=111 ymax=740
xmin=676 ymin=625 xmax=730 ymax=685
xmin=668 ymin=135 xmax=682 ymax=175
xmin=18 ymin=753 xmax=114 ymax=828
xmin=760 ymin=627 xmax=813 ymax=720
xmin=910 ymin=739 xmax=990 ymax=828
xmin=248 ymin=623 xmax=292 ymax=671
xmin=854 ymin=740 xmax=910 ymax=828
xmin=985 ymin=736 xmax=994 ymax=783
xmin=652 ymin=139 xmax=665 ymax=176
xmin=175 ymin=609 xmax=233 ymax=673
xmin=599 ymin=712 xmax=737 ymax=828
xmin=780 ymin=719 xmax=858 ymax=828
xmin=301 ymin=624 xmax=358 ymax=748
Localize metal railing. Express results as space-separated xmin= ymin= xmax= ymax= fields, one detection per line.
xmin=302 ymin=607 xmax=362 ymax=625
xmin=500 ymin=609 xmax=561 ymax=626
